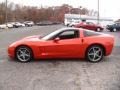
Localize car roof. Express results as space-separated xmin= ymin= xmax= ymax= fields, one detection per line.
xmin=61 ymin=27 xmax=82 ymax=31
xmin=61 ymin=27 xmax=103 ymax=34
xmin=60 ymin=27 xmax=94 ymax=32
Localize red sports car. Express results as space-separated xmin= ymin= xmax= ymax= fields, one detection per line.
xmin=74 ymin=22 xmax=104 ymax=32
xmin=8 ymin=28 xmax=114 ymax=63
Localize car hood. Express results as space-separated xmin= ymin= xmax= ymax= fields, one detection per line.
xmin=18 ymin=35 xmax=43 ymax=42
xmin=9 ymin=35 xmax=44 ymax=47
xmin=23 ymin=35 xmax=42 ymax=39
xmin=24 ymin=35 xmax=47 ymax=41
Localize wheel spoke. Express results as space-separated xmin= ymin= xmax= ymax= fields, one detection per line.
xmin=96 ymin=52 xmax=101 ymax=57
xmin=96 ymin=48 xmax=101 ymax=53
xmin=93 ymin=54 xmax=96 ymax=60
xmin=25 ymin=53 xmax=30 ymax=57
xmin=19 ymin=50 xmax=24 ymax=54
xmin=22 ymin=55 xmax=26 ymax=60
xmin=19 ymin=54 xmax=23 ymax=57
xmin=92 ymin=47 xmax=96 ymax=53
xmin=24 ymin=49 xmax=27 ymax=53
xmin=88 ymin=53 xmax=94 ymax=56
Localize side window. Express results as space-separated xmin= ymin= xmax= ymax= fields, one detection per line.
xmin=58 ymin=30 xmax=79 ymax=40
xmin=87 ymin=22 xmax=94 ymax=25
xmin=90 ymin=22 xmax=94 ymax=25
xmin=84 ymin=30 xmax=101 ymax=37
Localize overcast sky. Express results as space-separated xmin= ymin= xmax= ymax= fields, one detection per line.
xmin=1 ymin=0 xmax=120 ymax=20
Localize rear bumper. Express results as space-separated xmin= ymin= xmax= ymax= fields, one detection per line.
xmin=105 ymin=43 xmax=114 ymax=56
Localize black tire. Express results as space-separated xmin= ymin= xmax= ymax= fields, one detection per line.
xmin=67 ymin=24 xmax=69 ymax=27
xmin=86 ymin=45 xmax=104 ymax=63
xmin=25 ymin=24 xmax=29 ymax=27
xmin=15 ymin=46 xmax=33 ymax=62
xmin=110 ymin=29 xmax=113 ymax=32
xmin=13 ymin=25 xmax=19 ymax=28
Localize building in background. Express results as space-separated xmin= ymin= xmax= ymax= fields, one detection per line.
xmin=64 ymin=14 xmax=114 ymax=26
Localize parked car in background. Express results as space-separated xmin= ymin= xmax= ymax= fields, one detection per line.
xmin=74 ymin=22 xmax=103 ymax=32
xmin=68 ymin=21 xmax=81 ymax=27
xmin=7 ymin=23 xmax=14 ymax=28
xmin=17 ymin=22 xmax=25 ymax=27
xmin=0 ymin=24 xmax=7 ymax=29
xmin=12 ymin=22 xmax=25 ymax=28
xmin=36 ymin=21 xmax=53 ymax=26
xmin=64 ymin=20 xmax=73 ymax=26
xmin=24 ymin=21 xmax=34 ymax=27
xmin=0 ymin=23 xmax=13 ymax=29
xmin=106 ymin=22 xmax=120 ymax=32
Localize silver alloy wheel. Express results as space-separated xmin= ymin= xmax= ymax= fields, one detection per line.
xmin=88 ymin=46 xmax=103 ymax=62
xmin=16 ymin=47 xmax=31 ymax=62
xmin=97 ymin=28 xmax=101 ymax=32
xmin=113 ymin=28 xmax=117 ymax=32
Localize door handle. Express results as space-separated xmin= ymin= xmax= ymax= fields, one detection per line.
xmin=81 ymin=39 xmax=84 ymax=43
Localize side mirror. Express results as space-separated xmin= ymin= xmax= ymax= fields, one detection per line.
xmin=54 ymin=37 xmax=60 ymax=42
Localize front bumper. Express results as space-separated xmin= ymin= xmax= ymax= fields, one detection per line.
xmin=8 ymin=47 xmax=15 ymax=59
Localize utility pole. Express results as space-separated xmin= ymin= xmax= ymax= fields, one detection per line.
xmin=68 ymin=7 xmax=71 ymax=14
xmin=79 ymin=6 xmax=83 ymax=22
xmin=97 ymin=0 xmax=100 ymax=25
xmin=5 ymin=0 xmax=8 ymax=28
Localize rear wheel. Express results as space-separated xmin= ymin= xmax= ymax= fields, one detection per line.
xmin=86 ymin=45 xmax=104 ymax=63
xmin=15 ymin=46 xmax=33 ymax=62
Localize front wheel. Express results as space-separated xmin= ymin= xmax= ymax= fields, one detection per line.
xmin=15 ymin=46 xmax=33 ymax=62
xmin=86 ymin=45 xmax=104 ymax=63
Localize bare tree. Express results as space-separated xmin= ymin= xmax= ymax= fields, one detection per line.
xmin=0 ymin=2 xmax=92 ymax=24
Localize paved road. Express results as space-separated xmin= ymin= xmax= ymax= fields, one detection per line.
xmin=0 ymin=25 xmax=120 ymax=90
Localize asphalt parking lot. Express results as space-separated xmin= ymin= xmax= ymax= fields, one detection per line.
xmin=0 ymin=25 xmax=120 ymax=90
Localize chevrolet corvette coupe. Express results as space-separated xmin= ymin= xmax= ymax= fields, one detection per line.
xmin=8 ymin=28 xmax=114 ymax=63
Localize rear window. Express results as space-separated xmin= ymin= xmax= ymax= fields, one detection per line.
xmin=84 ymin=30 xmax=101 ymax=37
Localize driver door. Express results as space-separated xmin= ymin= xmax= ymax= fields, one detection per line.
xmin=42 ymin=30 xmax=83 ymax=58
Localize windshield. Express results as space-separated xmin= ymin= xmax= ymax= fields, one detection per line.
xmin=41 ymin=29 xmax=63 ymax=40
